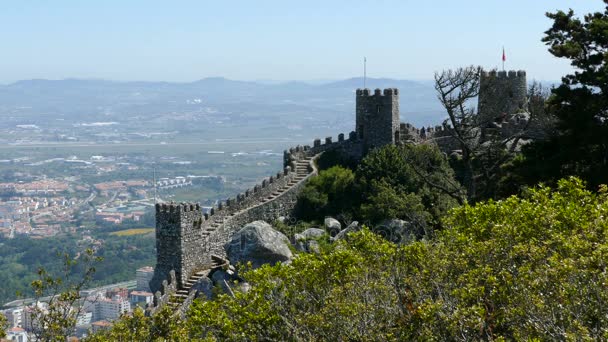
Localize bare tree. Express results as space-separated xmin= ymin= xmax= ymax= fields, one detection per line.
xmin=434 ymin=66 xmax=482 ymax=199
xmin=434 ymin=67 xmax=549 ymax=201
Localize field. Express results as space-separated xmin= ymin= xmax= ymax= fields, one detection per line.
xmin=110 ymin=228 xmax=155 ymax=236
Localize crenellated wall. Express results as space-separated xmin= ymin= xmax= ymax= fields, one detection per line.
xmin=149 ymin=129 xmax=368 ymax=299
xmin=149 ymin=78 xmax=538 ymax=314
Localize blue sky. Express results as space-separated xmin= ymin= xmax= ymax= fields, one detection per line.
xmin=0 ymin=1 xmax=604 ymax=83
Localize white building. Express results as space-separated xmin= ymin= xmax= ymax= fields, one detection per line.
xmin=5 ymin=327 xmax=28 ymax=342
xmin=76 ymin=311 xmax=93 ymax=326
xmin=129 ymin=291 xmax=153 ymax=308
xmin=96 ymin=296 xmax=131 ymax=321
xmin=136 ymin=266 xmax=154 ymax=292
xmin=2 ymin=307 xmax=23 ymax=328
xmin=22 ymin=302 xmax=48 ymax=332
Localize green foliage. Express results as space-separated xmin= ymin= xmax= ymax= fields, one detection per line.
xmin=430 ymin=177 xmax=608 ymax=339
xmin=187 ymin=229 xmax=400 ymax=341
xmin=29 ymin=249 xmax=101 ymax=342
xmin=84 ymin=306 xmax=189 ymax=342
xmin=0 ymin=232 xmax=155 ymax=304
xmin=517 ymin=2 xmax=608 ymax=189
xmin=0 ymin=313 xmax=6 ymax=339
xmin=295 ymin=165 xmax=357 ymax=221
xmin=93 ymin=177 xmax=608 ymax=340
xmin=296 ymin=144 xmax=463 ymax=228
xmin=357 ymin=144 xmax=463 ymax=226
xmin=360 ymin=180 xmax=428 ymax=225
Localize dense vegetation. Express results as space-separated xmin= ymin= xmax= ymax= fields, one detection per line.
xmin=0 ymin=231 xmax=155 ymax=304
xmin=85 ymin=178 xmax=608 ymax=340
xmin=3 ymin=2 xmax=608 ymax=340
xmin=297 ymin=144 xmax=462 ymax=231
xmin=515 ymin=3 xmax=608 ymax=190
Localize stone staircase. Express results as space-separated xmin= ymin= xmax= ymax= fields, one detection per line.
xmin=166 ymin=270 xmax=209 ymax=309
xmin=164 ymin=155 xmax=315 ymax=313
xmin=262 ymin=156 xmax=312 ymax=203
xmin=203 ymin=214 xmax=231 ymax=237
xmin=166 ymin=256 xmax=227 ymax=309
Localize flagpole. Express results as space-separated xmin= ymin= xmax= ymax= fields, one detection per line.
xmin=363 ymin=57 xmax=367 ymax=89
xmin=502 ymin=46 xmax=505 ymax=71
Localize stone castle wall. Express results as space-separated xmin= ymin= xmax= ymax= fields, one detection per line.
xmin=149 ymin=131 xmax=364 ymax=297
xmin=149 ymin=76 xmax=536 ymax=313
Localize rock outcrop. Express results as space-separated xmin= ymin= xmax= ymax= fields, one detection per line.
xmin=225 ymin=221 xmax=293 ymax=268
xmin=332 ymin=221 xmax=360 ymax=241
xmin=294 ymin=227 xmax=326 ymax=253
xmin=324 ymin=217 xmax=342 ymax=236
xmin=374 ymin=219 xmax=420 ymax=243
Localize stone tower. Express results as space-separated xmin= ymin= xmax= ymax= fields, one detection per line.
xmin=478 ymin=70 xmax=527 ymax=125
xmin=149 ymin=203 xmax=205 ymax=293
xmin=356 ymin=88 xmax=400 ymax=151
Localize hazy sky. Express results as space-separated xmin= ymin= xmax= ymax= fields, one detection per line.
xmin=1 ymin=1 xmax=604 ymax=83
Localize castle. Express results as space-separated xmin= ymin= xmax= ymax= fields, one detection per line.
xmin=147 ymin=69 xmax=530 ymax=314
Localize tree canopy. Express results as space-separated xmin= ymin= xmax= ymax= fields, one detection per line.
xmin=296 ymin=143 xmax=463 ymax=229
xmin=87 ymin=177 xmax=608 ymax=341
xmin=518 ymin=2 xmax=608 ymax=188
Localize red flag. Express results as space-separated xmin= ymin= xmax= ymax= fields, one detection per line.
xmin=502 ymin=47 xmax=506 ymax=62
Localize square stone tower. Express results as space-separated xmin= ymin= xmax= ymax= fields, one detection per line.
xmin=149 ymin=203 xmax=205 ymax=293
xmin=356 ymin=88 xmax=400 ymax=151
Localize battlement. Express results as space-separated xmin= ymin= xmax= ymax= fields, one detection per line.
xmin=149 ymin=74 xmax=541 ymax=314
xmin=155 ymin=202 xmax=201 ymax=214
xmin=356 ymin=88 xmax=399 ymax=97
xmin=480 ymin=70 xmax=526 ymax=79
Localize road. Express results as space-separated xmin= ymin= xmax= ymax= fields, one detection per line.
xmin=2 ymin=280 xmax=137 ymax=309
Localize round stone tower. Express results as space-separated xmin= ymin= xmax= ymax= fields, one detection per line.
xmin=477 ymin=70 xmax=527 ymax=125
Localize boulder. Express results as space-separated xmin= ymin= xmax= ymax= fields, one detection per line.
xmin=294 ymin=228 xmax=326 ymax=253
xmin=307 ymin=240 xmax=320 ymax=254
xmin=192 ymin=277 xmax=213 ymax=300
xmin=332 ymin=221 xmax=360 ymax=241
xmin=294 ymin=239 xmax=308 ymax=253
xmin=225 ymin=221 xmax=293 ymax=268
xmin=211 ymin=269 xmax=238 ymax=294
xmin=373 ymin=219 xmax=420 ymax=243
xmin=298 ymin=228 xmax=325 ymax=239
xmin=324 ymin=217 xmax=342 ymax=236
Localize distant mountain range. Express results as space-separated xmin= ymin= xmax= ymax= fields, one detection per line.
xmin=0 ymin=77 xmax=445 ymax=127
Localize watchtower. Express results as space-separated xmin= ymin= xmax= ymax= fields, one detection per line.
xmin=355 ymin=88 xmax=400 ymax=151
xmin=478 ymin=70 xmax=527 ymax=125
xmin=149 ymin=202 xmax=205 ymax=293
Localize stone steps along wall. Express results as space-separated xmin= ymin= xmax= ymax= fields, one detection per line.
xmin=146 ymin=151 xmax=315 ymax=315
xmin=148 ymin=132 xmax=362 ymax=315
xmin=201 ymin=131 xmax=363 ymax=259
xmin=147 ymin=269 xmax=177 ymax=316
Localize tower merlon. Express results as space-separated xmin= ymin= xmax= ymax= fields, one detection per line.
xmin=356 ymin=88 xmax=399 ymax=97
xmin=481 ymin=70 xmax=526 ymax=79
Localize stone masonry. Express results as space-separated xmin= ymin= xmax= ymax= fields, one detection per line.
xmin=478 ymin=70 xmax=527 ymax=125
xmin=356 ymin=88 xmax=400 ymax=152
